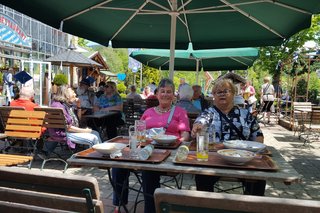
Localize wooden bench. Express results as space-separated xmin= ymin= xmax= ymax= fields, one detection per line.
xmin=0 ymin=154 xmax=33 ymax=166
xmin=155 ymin=188 xmax=320 ymax=213
xmin=0 ymin=167 xmax=104 ymax=213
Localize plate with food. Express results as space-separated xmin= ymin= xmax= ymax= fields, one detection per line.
xmin=217 ymin=149 xmax=255 ymax=165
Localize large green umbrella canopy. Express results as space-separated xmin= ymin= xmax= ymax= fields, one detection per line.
xmin=130 ymin=44 xmax=259 ymax=71
xmin=2 ymin=0 xmax=319 ymax=78
xmin=130 ymin=43 xmax=258 ymax=83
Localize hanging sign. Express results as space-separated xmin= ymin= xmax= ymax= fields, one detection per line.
xmin=0 ymin=14 xmax=32 ymax=47
xmin=128 ymin=48 xmax=141 ymax=73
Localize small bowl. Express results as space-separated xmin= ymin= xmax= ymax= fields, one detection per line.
xmin=93 ymin=143 xmax=127 ymax=155
xmin=152 ymin=134 xmax=177 ymax=145
xmin=217 ymin=149 xmax=255 ymax=165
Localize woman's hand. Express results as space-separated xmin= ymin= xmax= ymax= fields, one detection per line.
xmin=191 ymin=123 xmax=204 ymax=138
xmin=75 ymin=98 xmax=81 ymax=108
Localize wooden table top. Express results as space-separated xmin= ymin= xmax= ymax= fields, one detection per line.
xmin=68 ymin=146 xmax=302 ymax=185
xmin=0 ymin=154 xmax=33 ymax=166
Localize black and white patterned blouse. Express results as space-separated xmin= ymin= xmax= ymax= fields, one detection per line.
xmin=195 ymin=106 xmax=263 ymax=143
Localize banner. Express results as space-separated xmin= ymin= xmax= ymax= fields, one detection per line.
xmin=0 ymin=14 xmax=32 ymax=47
xmin=128 ymin=48 xmax=141 ymax=73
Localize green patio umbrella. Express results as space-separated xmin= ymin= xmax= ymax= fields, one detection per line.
xmin=130 ymin=43 xmax=258 ymax=70
xmin=130 ymin=43 xmax=259 ymax=83
xmin=1 ymin=0 xmax=319 ymax=79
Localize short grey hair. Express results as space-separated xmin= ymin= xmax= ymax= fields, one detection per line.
xmin=19 ymin=87 xmax=34 ymax=99
xmin=158 ymin=78 xmax=175 ymax=92
xmin=179 ymin=84 xmax=193 ymax=100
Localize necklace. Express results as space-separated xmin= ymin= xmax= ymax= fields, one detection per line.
xmin=155 ymin=106 xmax=171 ymax=113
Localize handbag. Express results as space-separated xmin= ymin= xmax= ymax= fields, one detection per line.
xmin=248 ymin=96 xmax=257 ymax=104
xmin=213 ymin=106 xmax=246 ymax=140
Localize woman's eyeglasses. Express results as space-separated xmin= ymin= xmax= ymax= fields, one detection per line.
xmin=105 ymin=85 xmax=113 ymax=89
xmin=213 ymin=89 xmax=232 ymax=97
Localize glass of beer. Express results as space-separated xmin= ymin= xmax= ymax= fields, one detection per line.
xmin=135 ymin=120 xmax=146 ymax=143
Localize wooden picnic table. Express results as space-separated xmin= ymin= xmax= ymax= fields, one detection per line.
xmin=0 ymin=154 xmax=33 ymax=166
xmin=68 ymin=145 xmax=301 ymax=185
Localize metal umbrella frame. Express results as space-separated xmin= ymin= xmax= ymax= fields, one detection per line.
xmin=1 ymin=0 xmax=320 ymax=79
xmin=130 ymin=43 xmax=259 ymax=83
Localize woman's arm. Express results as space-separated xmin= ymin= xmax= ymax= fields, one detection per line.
xmin=180 ymin=131 xmax=190 ymax=141
xmin=67 ymin=125 xmax=92 ymax=133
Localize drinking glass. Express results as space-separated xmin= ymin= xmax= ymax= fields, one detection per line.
xmin=129 ymin=125 xmax=139 ymax=159
xmin=135 ymin=120 xmax=146 ymax=143
xmin=196 ymin=131 xmax=209 ymax=161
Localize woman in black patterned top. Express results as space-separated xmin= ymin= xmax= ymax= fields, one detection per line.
xmin=192 ymin=78 xmax=265 ymax=196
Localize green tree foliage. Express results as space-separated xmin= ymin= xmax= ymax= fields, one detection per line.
xmin=255 ymin=15 xmax=320 ymax=80
xmin=117 ymin=82 xmax=126 ymax=93
xmin=93 ymin=46 xmax=128 ymax=73
xmin=77 ymin=38 xmax=89 ymax=47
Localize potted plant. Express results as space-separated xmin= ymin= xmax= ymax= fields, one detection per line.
xmin=52 ymin=74 xmax=68 ymax=94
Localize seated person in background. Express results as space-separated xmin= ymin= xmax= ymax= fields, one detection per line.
xmin=10 ymin=86 xmax=38 ymax=110
xmin=95 ymin=81 xmax=106 ymax=98
xmin=145 ymin=88 xmax=159 ymax=109
xmin=112 ymin=78 xmax=190 ymax=213
xmin=41 ymin=85 xmax=102 ymax=158
xmin=93 ymin=81 xmax=124 ymax=139
xmin=126 ymin=85 xmax=142 ymax=100
xmin=140 ymin=86 xmax=153 ymax=99
xmin=192 ymin=85 xmax=209 ymax=111
xmin=176 ymin=84 xmax=201 ymax=114
xmin=191 ymin=79 xmax=265 ymax=196
xmin=76 ymin=77 xmax=94 ymax=115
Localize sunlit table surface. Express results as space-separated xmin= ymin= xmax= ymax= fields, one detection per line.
xmin=68 ymin=146 xmax=301 ymax=185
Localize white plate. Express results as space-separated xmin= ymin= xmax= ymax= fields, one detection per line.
xmin=223 ymin=140 xmax=266 ymax=152
xmin=152 ymin=135 xmax=177 ymax=145
xmin=92 ymin=143 xmax=127 ymax=155
xmin=217 ymin=149 xmax=255 ymax=165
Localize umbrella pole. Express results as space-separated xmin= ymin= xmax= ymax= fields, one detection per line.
xmin=196 ymin=59 xmax=200 ymax=84
xmin=169 ymin=0 xmax=177 ymax=80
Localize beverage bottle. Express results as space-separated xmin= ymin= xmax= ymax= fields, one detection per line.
xmin=209 ymin=123 xmax=216 ymax=144
xmin=139 ymin=144 xmax=154 ymax=160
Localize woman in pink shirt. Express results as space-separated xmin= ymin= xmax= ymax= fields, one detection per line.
xmin=141 ymin=78 xmax=190 ymax=213
xmin=112 ymin=78 xmax=190 ymax=213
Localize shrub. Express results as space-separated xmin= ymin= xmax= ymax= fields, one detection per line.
xmin=53 ymin=74 xmax=68 ymax=86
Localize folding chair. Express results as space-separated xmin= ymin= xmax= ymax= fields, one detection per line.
xmin=34 ymin=107 xmax=69 ymax=172
xmin=4 ymin=110 xmax=45 ymax=168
